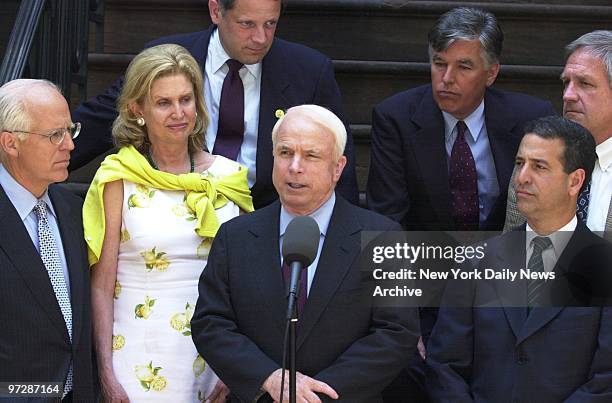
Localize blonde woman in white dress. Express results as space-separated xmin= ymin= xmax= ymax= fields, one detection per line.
xmin=83 ymin=44 xmax=253 ymax=403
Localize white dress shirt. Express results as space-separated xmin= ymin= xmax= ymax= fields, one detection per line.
xmin=442 ymin=101 xmax=500 ymax=224
xmin=525 ymin=216 xmax=576 ymax=273
xmin=587 ymin=137 xmax=612 ymax=232
xmin=279 ymin=193 xmax=336 ymax=296
xmin=204 ymin=28 xmax=262 ymax=187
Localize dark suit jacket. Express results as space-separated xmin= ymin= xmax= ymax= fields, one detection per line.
xmin=367 ymin=84 xmax=556 ymax=231
xmin=0 ymin=184 xmax=95 ymax=401
xmin=191 ymin=196 xmax=419 ymax=402
xmin=426 ymin=223 xmax=612 ymax=403
xmin=71 ymin=26 xmax=358 ymax=209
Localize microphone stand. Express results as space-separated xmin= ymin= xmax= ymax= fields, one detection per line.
xmin=285 ymin=261 xmax=302 ymax=403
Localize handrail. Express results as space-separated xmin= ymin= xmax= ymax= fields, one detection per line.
xmin=0 ymin=0 xmax=91 ymax=102
xmin=0 ymin=0 xmax=46 ymax=86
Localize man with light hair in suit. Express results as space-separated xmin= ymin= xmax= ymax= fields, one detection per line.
xmin=504 ymin=30 xmax=612 ymax=238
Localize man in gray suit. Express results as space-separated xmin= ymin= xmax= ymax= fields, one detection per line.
xmin=505 ymin=30 xmax=612 ymax=237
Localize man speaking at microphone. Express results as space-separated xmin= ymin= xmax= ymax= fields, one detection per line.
xmin=191 ymin=104 xmax=419 ymax=402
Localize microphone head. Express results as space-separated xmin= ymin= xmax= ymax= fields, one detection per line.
xmin=282 ymin=216 xmax=320 ymax=267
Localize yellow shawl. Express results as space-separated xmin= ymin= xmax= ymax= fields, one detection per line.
xmin=83 ymin=145 xmax=254 ymax=266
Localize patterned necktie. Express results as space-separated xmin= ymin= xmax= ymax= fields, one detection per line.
xmin=282 ymin=261 xmax=308 ymax=331
xmin=34 ymin=199 xmax=73 ymax=396
xmin=576 ymin=181 xmax=591 ymax=223
xmin=449 ymin=121 xmax=479 ymax=230
xmin=527 ymin=236 xmax=552 ymax=309
xmin=213 ymin=59 xmax=245 ymax=160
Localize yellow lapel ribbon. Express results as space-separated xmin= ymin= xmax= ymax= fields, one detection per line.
xmin=83 ymin=145 xmax=254 ymax=266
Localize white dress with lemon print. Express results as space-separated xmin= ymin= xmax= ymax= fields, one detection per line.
xmin=112 ymin=156 xmax=242 ymax=402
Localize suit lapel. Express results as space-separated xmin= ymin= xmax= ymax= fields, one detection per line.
xmin=192 ymin=26 xmax=213 ymax=72
xmin=483 ymin=90 xmax=524 ymax=223
xmin=515 ymin=225 xmax=591 ymax=344
xmin=248 ymin=202 xmax=287 ymax=335
xmin=410 ymin=89 xmax=453 ymax=226
xmin=0 ymin=185 xmax=70 ymax=343
xmin=605 ymin=198 xmax=612 ymax=239
xmin=255 ymin=41 xmax=291 ymax=191
xmin=491 ymin=231 xmax=527 ymax=339
xmin=296 ymin=198 xmax=361 ymax=349
xmin=49 ymin=186 xmax=84 ymax=347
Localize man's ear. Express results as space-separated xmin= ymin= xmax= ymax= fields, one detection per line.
xmin=333 ymin=155 xmax=347 ymax=182
xmin=209 ymin=0 xmax=222 ymax=24
xmin=486 ymin=62 xmax=500 ymax=87
xmin=568 ymin=168 xmax=586 ymax=198
xmin=0 ymin=131 xmax=20 ymax=158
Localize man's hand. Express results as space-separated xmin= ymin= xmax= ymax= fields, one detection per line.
xmin=262 ymin=368 xmax=339 ymax=403
xmin=207 ymin=379 xmax=230 ymax=403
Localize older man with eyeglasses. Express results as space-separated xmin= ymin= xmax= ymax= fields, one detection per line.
xmin=0 ymin=79 xmax=94 ymax=402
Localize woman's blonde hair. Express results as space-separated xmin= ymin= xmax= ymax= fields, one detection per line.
xmin=112 ymin=44 xmax=209 ymax=153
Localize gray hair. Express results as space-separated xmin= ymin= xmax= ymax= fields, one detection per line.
xmin=272 ymin=104 xmax=346 ymax=162
xmin=0 ymin=79 xmax=62 ymax=140
xmin=566 ymin=30 xmax=612 ymax=86
xmin=428 ymin=7 xmax=503 ymax=67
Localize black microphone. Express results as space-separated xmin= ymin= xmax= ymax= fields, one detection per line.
xmin=282 ymin=216 xmax=320 ymax=320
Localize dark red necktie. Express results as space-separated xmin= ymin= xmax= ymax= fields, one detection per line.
xmin=449 ymin=121 xmax=479 ymax=230
xmin=213 ymin=59 xmax=244 ymax=160
xmin=282 ymin=261 xmax=308 ymax=330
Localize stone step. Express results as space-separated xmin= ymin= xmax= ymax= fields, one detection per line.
xmin=86 ymin=53 xmax=563 ymax=123
xmin=101 ymin=0 xmax=612 ymax=66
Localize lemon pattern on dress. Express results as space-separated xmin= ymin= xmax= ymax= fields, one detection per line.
xmin=134 ymin=295 xmax=155 ymax=319
xmin=112 ymin=335 xmax=125 ymax=351
xmin=170 ymin=302 xmax=195 ymax=336
xmin=127 ymin=184 xmax=156 ymax=209
xmin=140 ymin=247 xmax=170 ymax=272
xmin=135 ymin=361 xmax=167 ymax=392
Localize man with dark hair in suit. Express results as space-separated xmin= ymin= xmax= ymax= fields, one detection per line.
xmin=0 ymin=79 xmax=95 ymax=402
xmin=71 ymin=0 xmax=358 ymax=209
xmin=426 ymin=116 xmax=612 ymax=402
xmin=191 ymin=105 xmax=418 ymax=402
xmin=366 ymin=8 xmax=555 ymax=400
xmin=504 ymin=30 xmax=612 ymax=238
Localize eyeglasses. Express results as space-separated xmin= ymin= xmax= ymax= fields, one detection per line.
xmin=5 ymin=122 xmax=81 ymax=145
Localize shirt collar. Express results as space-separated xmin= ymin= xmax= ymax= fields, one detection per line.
xmin=279 ymin=193 xmax=336 ymax=238
xmin=442 ymin=99 xmax=485 ymax=142
xmin=0 ymin=164 xmax=55 ymax=220
xmin=209 ymin=27 xmax=261 ymax=79
xmin=595 ymin=136 xmax=612 ymax=172
xmin=526 ymin=215 xmax=577 ymax=258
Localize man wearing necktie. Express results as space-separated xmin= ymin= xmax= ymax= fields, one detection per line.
xmin=0 ymin=79 xmax=95 ymax=402
xmin=426 ymin=116 xmax=612 ymax=402
xmin=504 ymin=30 xmax=612 ymax=239
xmin=191 ymin=105 xmax=418 ymax=402
xmin=366 ymin=8 xmax=556 ymax=400
xmin=70 ymin=0 xmax=359 ymax=210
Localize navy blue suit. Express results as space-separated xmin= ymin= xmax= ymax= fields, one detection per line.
xmin=367 ymin=84 xmax=556 ymax=231
xmin=426 ymin=223 xmax=612 ymax=402
xmin=191 ymin=196 xmax=419 ymax=402
xmin=0 ymin=184 xmax=95 ymax=401
xmin=71 ymin=26 xmax=358 ymax=209
xmin=367 ymin=84 xmax=555 ymax=403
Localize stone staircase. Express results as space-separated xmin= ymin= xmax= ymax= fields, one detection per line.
xmin=61 ymin=0 xmax=612 ymax=188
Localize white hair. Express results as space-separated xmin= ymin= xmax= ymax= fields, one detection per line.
xmin=271 ymin=104 xmax=347 ymax=161
xmin=0 ymin=79 xmax=62 ymax=140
